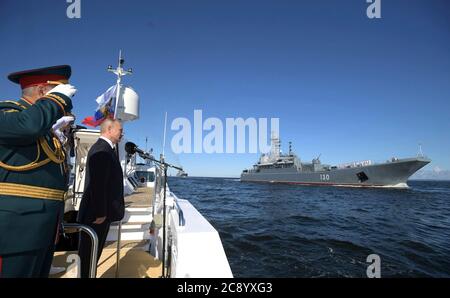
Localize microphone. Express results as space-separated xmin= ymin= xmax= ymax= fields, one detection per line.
xmin=125 ymin=141 xmax=183 ymax=171
xmin=125 ymin=141 xmax=142 ymax=154
xmin=125 ymin=142 xmax=151 ymax=159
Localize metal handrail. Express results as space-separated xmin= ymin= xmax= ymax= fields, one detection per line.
xmin=63 ymin=223 xmax=99 ymax=278
xmin=173 ymin=198 xmax=186 ymax=226
xmin=113 ymin=221 xmax=122 ymax=278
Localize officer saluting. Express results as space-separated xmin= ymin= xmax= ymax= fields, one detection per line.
xmin=0 ymin=65 xmax=77 ymax=278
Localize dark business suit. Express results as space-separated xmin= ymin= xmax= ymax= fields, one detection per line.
xmin=77 ymin=138 xmax=124 ymax=278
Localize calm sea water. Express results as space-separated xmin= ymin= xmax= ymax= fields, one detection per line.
xmin=168 ymin=177 xmax=450 ymax=278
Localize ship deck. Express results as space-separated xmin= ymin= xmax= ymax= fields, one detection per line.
xmin=124 ymin=186 xmax=154 ymax=208
xmin=51 ymin=187 xmax=162 ymax=278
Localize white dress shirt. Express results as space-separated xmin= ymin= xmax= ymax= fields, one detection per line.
xmin=99 ymin=136 xmax=115 ymax=149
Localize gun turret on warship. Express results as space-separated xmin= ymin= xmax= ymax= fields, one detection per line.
xmin=240 ymin=135 xmax=431 ymax=188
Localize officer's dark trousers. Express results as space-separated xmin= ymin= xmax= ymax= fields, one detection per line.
xmin=78 ymin=220 xmax=110 ymax=278
xmin=0 ymin=244 xmax=55 ymax=278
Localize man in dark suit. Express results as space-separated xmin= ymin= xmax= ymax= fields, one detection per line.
xmin=77 ymin=118 xmax=124 ymax=278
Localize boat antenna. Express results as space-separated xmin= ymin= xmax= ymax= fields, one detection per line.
xmin=108 ymin=50 xmax=133 ymax=120
xmin=289 ymin=142 xmax=292 ymax=155
xmin=162 ymin=111 xmax=168 ymax=158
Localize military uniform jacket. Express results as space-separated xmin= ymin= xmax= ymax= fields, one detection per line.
xmin=0 ymin=93 xmax=73 ymax=254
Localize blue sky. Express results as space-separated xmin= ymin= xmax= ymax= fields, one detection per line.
xmin=1 ymin=0 xmax=449 ymax=177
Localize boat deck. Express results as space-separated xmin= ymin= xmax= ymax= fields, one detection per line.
xmin=125 ymin=186 xmax=154 ymax=208
xmin=51 ymin=241 xmax=162 ymax=278
xmin=51 ymin=187 xmax=161 ymax=278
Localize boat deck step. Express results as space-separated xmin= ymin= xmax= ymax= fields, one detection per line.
xmin=51 ymin=243 xmax=161 ymax=278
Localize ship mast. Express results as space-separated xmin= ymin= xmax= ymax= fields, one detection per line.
xmin=270 ymin=131 xmax=281 ymax=160
xmin=418 ymin=143 xmax=424 ymax=157
xmin=108 ymin=50 xmax=133 ymax=120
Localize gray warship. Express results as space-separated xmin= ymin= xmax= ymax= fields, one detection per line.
xmin=176 ymin=167 xmax=188 ymax=177
xmin=240 ymin=135 xmax=431 ymax=188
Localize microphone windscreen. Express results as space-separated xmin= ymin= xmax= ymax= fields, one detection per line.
xmin=125 ymin=142 xmax=136 ymax=154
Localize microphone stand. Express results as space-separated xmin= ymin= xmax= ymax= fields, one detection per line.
xmin=135 ymin=151 xmax=182 ymax=278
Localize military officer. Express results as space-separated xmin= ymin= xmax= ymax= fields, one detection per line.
xmin=0 ymin=65 xmax=77 ymax=277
